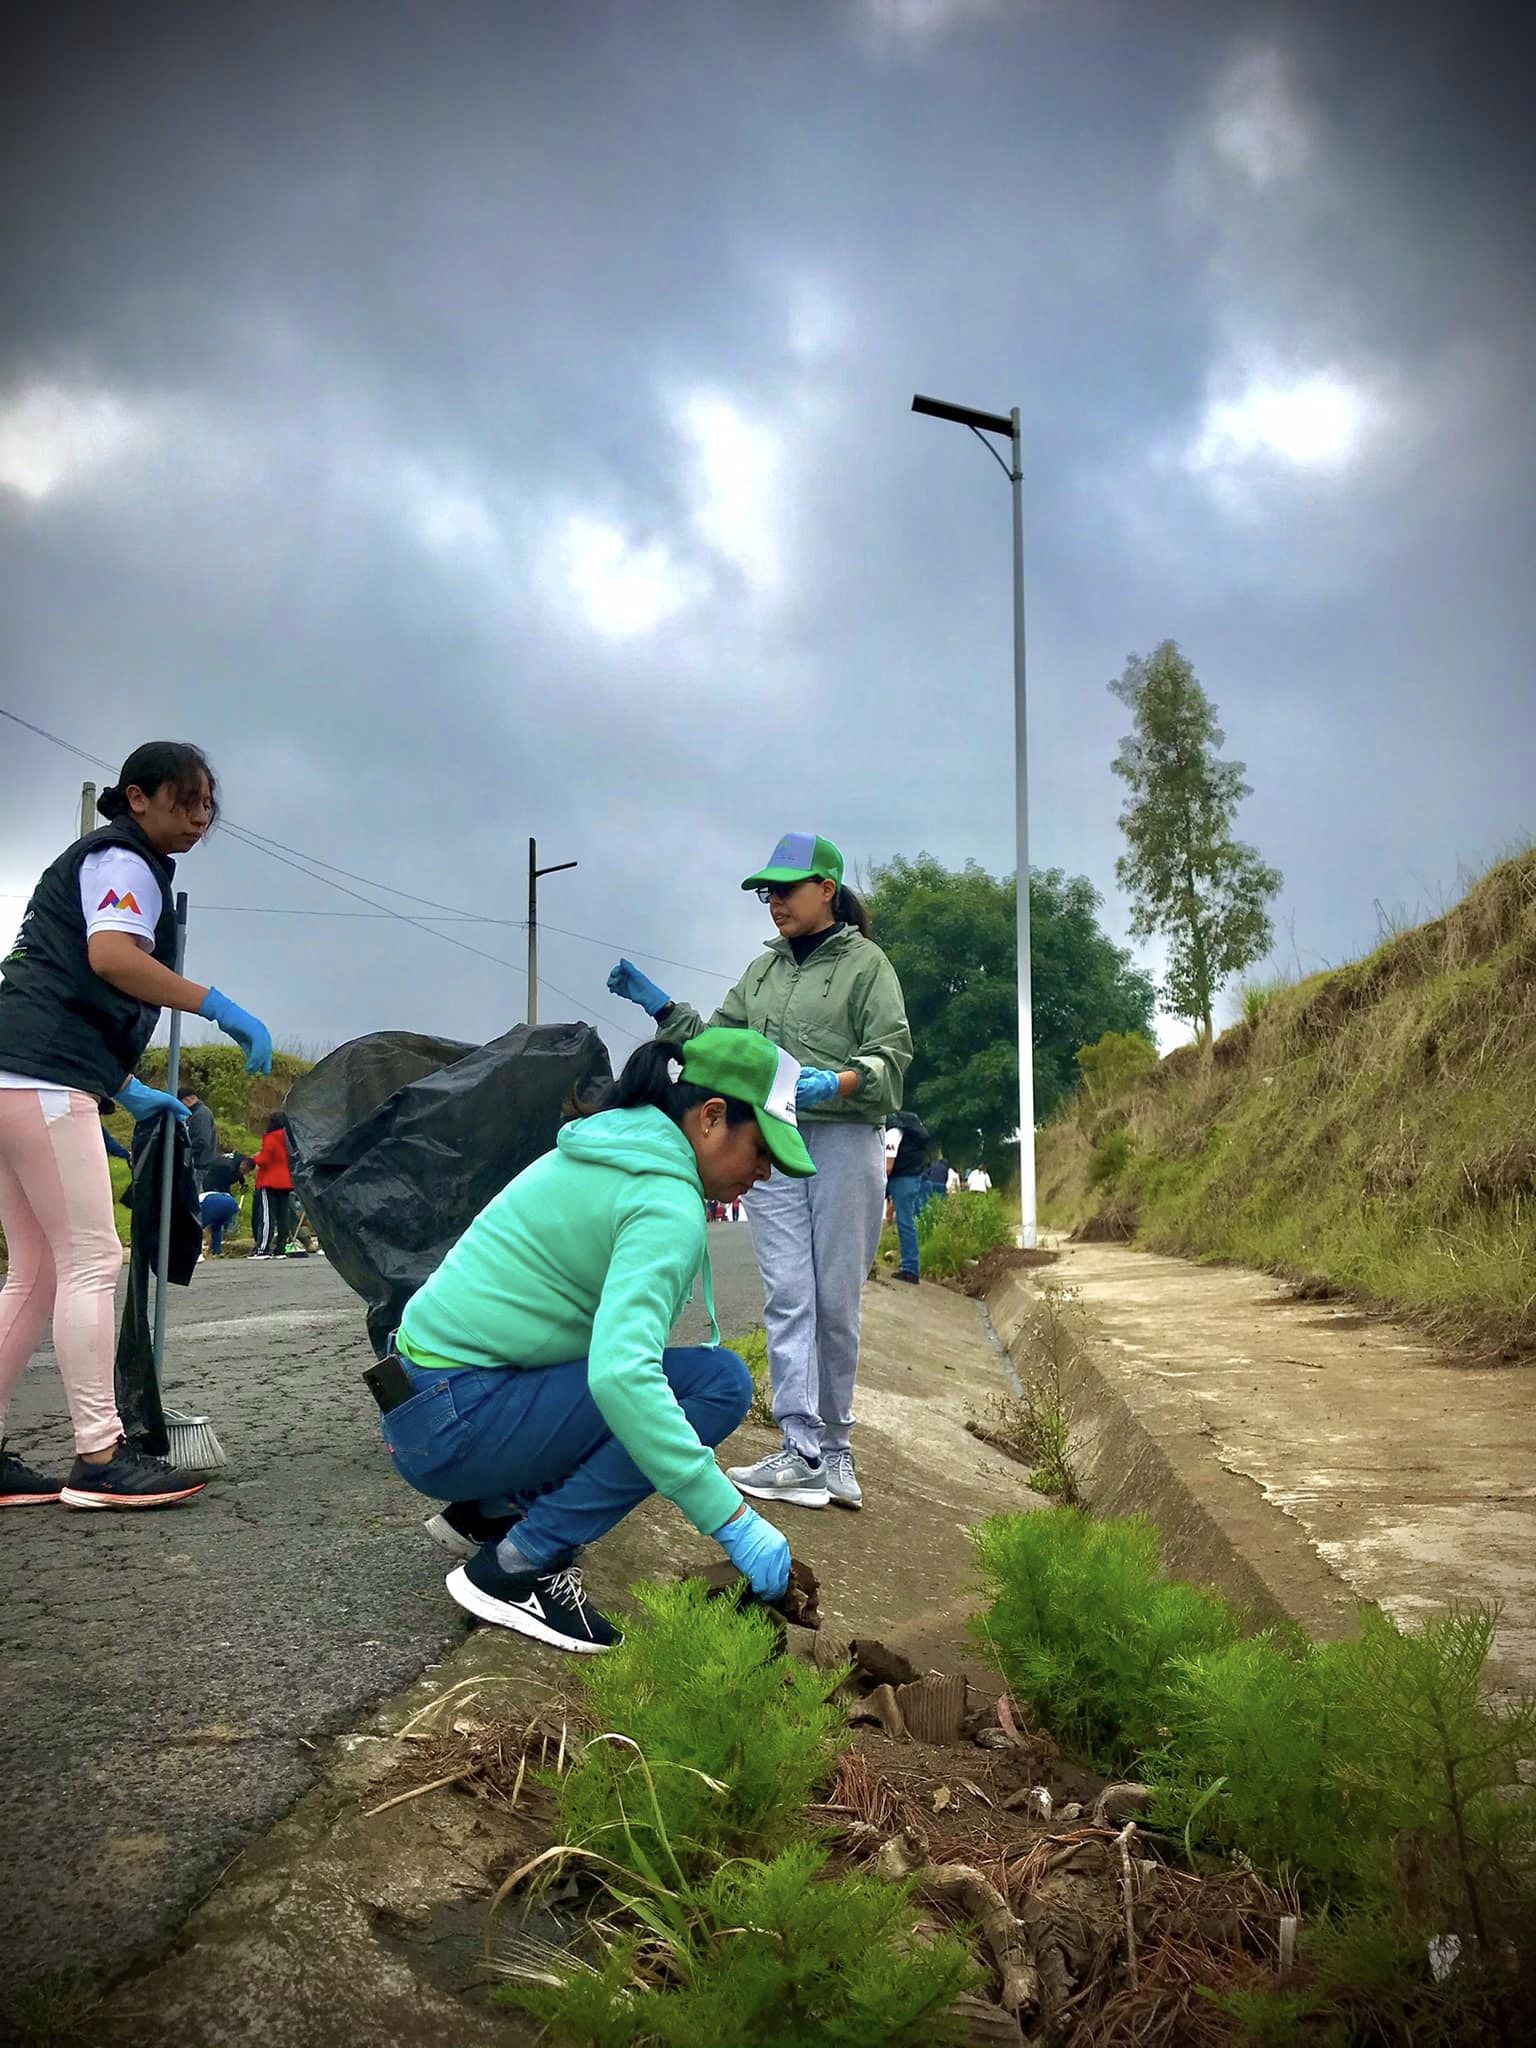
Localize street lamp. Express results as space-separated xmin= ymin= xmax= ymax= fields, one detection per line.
xmin=527 ymin=838 xmax=578 ymax=1026
xmin=911 ymin=391 xmax=1036 ymax=1248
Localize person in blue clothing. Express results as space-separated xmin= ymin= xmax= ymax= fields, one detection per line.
xmin=884 ymin=1109 xmax=931 ymax=1285
xmin=97 ymin=1097 xmax=132 ymax=1164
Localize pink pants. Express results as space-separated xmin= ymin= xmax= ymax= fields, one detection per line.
xmin=0 ymin=1086 xmax=124 ymax=1454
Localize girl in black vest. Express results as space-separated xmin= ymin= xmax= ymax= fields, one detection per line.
xmin=0 ymin=742 xmax=272 ymax=1511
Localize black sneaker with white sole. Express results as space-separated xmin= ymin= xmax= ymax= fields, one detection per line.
xmin=446 ymin=1547 xmax=621 ymax=1653
xmin=425 ymin=1499 xmax=524 ymax=1560
xmin=59 ymin=1441 xmax=207 ymax=1509
xmin=1 ymin=1443 xmax=63 ymax=1506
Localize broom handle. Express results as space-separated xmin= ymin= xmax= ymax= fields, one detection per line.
xmin=151 ymin=891 xmax=190 ymax=1389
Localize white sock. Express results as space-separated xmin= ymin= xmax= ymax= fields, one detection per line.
xmin=495 ymin=1531 xmax=542 ymax=1576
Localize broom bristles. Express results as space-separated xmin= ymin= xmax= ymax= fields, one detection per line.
xmin=163 ymin=1411 xmax=229 ymax=1474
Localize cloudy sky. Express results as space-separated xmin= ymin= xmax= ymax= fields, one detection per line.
xmin=3 ymin=0 xmax=1532 ymax=1065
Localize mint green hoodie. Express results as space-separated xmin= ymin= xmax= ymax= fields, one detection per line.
xmin=396 ymin=1105 xmax=742 ymax=1540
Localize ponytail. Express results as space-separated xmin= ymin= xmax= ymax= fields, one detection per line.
xmin=833 ymin=884 xmax=872 ymax=939
xmin=576 ymin=1040 xmax=756 ymax=1131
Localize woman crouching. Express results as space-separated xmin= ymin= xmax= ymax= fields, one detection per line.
xmin=379 ymin=1028 xmax=811 ymax=1652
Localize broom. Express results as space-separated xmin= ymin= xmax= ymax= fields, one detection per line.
xmin=152 ymin=889 xmax=229 ymax=1474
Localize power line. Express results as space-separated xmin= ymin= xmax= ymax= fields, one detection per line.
xmin=0 ymin=705 xmax=735 ymax=979
xmin=0 ymin=705 xmax=649 ymax=1043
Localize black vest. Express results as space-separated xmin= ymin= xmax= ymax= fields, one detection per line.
xmin=0 ymin=820 xmax=179 ymax=1097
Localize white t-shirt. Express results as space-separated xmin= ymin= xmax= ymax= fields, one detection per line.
xmin=78 ymin=848 xmax=162 ymax=949
xmin=0 ymin=849 xmax=162 ymax=1093
xmin=966 ymin=1168 xmax=993 ymax=1193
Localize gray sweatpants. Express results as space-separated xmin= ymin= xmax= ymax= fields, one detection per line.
xmin=746 ymin=1120 xmax=886 ymax=1461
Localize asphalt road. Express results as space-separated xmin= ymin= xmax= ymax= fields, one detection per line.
xmin=0 ymin=1222 xmax=766 ymax=2026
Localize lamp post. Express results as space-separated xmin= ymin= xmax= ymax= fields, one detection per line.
xmin=911 ymin=391 xmax=1036 ymax=1247
xmin=527 ymin=838 xmax=578 ymax=1026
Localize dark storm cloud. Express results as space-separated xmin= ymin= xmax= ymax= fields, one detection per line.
xmin=3 ymin=0 xmax=1532 ymax=1059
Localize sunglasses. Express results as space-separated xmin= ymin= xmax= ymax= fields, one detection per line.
xmin=756 ymin=880 xmax=822 ymax=903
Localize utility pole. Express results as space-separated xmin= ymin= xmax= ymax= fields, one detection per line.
xmin=527 ymin=838 xmax=578 ymax=1026
xmin=79 ymin=782 xmax=96 ymax=837
xmin=911 ymin=392 xmax=1037 ymax=1246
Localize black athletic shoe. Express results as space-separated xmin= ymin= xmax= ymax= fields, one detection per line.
xmin=446 ymin=1548 xmax=621 ymax=1654
xmin=424 ymin=1499 xmax=524 ymax=1560
xmin=59 ymin=1441 xmax=207 ymax=1510
xmin=894 ymin=1269 xmax=920 ymax=1285
xmin=0 ymin=1443 xmax=63 ymax=1506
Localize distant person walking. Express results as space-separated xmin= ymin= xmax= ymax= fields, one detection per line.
xmin=966 ymin=1164 xmax=993 ymax=1194
xmin=252 ymin=1113 xmax=294 ymax=1258
xmin=924 ymin=1155 xmax=950 ymax=1209
xmin=0 ymin=741 xmax=271 ymax=1510
xmin=884 ymin=1109 xmax=931 ymax=1285
xmin=609 ymin=831 xmax=912 ymax=1512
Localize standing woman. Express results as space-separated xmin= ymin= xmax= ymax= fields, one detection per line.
xmin=608 ymin=833 xmax=912 ymax=1512
xmin=252 ymin=1113 xmax=294 ymax=1259
xmin=0 ymin=742 xmax=272 ymax=1510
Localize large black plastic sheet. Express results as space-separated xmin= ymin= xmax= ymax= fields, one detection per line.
xmin=285 ymin=1022 xmax=613 ymax=1356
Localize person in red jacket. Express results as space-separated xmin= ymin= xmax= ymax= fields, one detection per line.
xmin=252 ymin=1113 xmax=294 ymax=1259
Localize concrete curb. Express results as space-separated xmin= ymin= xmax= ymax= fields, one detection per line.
xmin=986 ymin=1267 xmax=1363 ymax=1641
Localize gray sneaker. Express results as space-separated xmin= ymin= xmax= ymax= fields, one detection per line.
xmin=823 ymin=1449 xmax=862 ymax=1511
xmin=727 ymin=1446 xmax=830 ymax=1509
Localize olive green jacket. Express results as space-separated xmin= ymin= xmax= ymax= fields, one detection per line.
xmin=656 ymin=926 xmax=913 ymax=1124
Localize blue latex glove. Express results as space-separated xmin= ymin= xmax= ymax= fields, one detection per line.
xmin=200 ymin=987 xmax=273 ymax=1075
xmin=116 ymin=1077 xmax=191 ymax=1123
xmin=795 ymin=1066 xmax=842 ymax=1109
xmin=606 ymin=958 xmax=671 ymax=1017
xmin=714 ymin=1504 xmax=792 ymax=1603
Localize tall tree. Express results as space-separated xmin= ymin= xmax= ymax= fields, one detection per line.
xmin=1110 ymin=641 xmax=1282 ymax=1045
xmin=866 ymin=855 xmax=1155 ymax=1173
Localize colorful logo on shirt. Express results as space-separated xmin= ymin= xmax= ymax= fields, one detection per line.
xmin=97 ymin=889 xmax=142 ymax=915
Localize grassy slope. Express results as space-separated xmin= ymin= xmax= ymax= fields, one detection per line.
xmin=96 ymin=1044 xmax=313 ymax=1248
xmin=1036 ymin=851 xmax=1536 ymax=1358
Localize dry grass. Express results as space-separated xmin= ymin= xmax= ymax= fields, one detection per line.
xmin=823 ymin=1740 xmax=1298 ymax=2047
xmin=1037 ymin=850 xmax=1536 ymax=1357
xmin=364 ymin=1683 xmax=579 ymax=1818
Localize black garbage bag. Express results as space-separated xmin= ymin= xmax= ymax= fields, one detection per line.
xmin=285 ymin=1021 xmax=612 ymax=1357
xmin=115 ymin=1116 xmax=204 ymax=1455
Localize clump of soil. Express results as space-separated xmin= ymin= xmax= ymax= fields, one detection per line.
xmin=955 ymin=1246 xmax=1061 ymax=1297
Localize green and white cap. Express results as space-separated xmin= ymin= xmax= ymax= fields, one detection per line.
xmin=679 ymin=1027 xmax=816 ymax=1179
xmin=740 ymin=831 xmax=844 ymax=893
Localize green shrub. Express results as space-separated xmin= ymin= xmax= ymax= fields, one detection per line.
xmin=971 ymin=1510 xmax=1242 ymax=1771
xmin=557 ymin=1582 xmax=848 ymax=1876
xmin=1157 ymin=1606 xmax=1536 ymax=1925
xmin=1088 ymin=1127 xmax=1135 ymax=1188
xmin=1075 ymin=1029 xmax=1157 ymax=1117
xmin=724 ymin=1326 xmax=774 ymax=1426
xmin=915 ymin=1189 xmax=1011 ymax=1278
xmin=501 ymin=1840 xmax=976 ymax=2046
xmin=1150 ymin=1632 xmax=1384 ymax=1893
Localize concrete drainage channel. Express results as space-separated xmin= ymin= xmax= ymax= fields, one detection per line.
xmin=985 ymin=1243 xmax=1536 ymax=1690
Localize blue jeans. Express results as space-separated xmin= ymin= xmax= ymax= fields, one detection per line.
xmin=888 ymin=1174 xmax=926 ymax=1277
xmin=199 ymin=1191 xmax=239 ymax=1253
xmin=380 ymin=1346 xmax=752 ymax=1570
